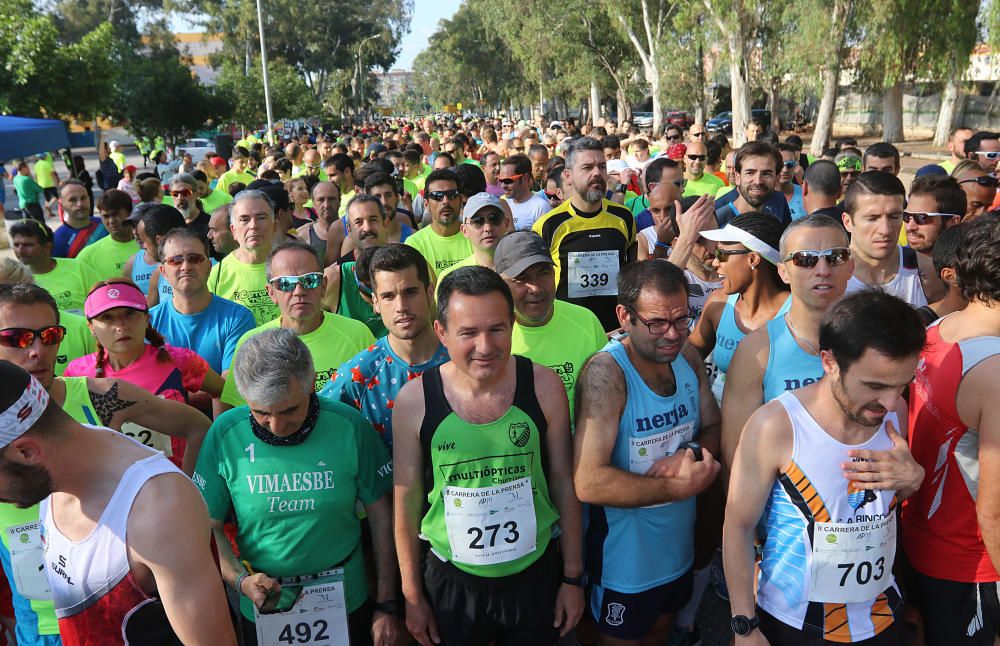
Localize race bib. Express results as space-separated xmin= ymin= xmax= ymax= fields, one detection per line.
xmin=443 ymin=477 xmax=537 ymax=566
xmin=628 ymin=421 xmax=695 ymax=475
xmin=255 ymin=572 xmax=349 ymax=646
xmin=808 ymin=511 xmax=896 ymax=604
xmin=120 ymin=421 xmax=173 ymax=456
xmin=567 ymin=250 xmax=619 ymax=298
xmin=7 ymin=521 xmax=51 ymax=600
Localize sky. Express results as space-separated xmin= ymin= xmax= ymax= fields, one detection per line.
xmin=168 ymin=0 xmax=462 ymax=72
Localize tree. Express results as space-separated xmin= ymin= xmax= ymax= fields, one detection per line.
xmin=215 ymin=57 xmax=320 ymax=127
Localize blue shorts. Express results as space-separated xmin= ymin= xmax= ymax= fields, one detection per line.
xmin=589 ymin=568 xmax=693 ymax=640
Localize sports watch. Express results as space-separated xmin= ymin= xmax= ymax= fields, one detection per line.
xmin=730 ymin=614 xmax=759 ymax=636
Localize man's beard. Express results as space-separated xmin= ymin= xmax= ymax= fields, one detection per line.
xmin=0 ymin=460 xmax=54 ymax=509
xmin=737 ymin=182 xmax=770 ymax=208
xmin=832 ymin=374 xmax=885 ymax=428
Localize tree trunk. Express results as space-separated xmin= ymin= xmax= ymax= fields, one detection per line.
xmin=590 ymin=81 xmax=601 ymax=126
xmin=538 ymin=78 xmax=545 ymax=120
xmin=650 ymin=70 xmax=662 ymax=135
xmin=934 ymin=75 xmax=963 ymax=146
xmin=767 ymin=78 xmax=781 ymax=132
xmin=882 ymin=81 xmax=904 ymax=143
xmin=726 ymin=29 xmax=751 ymax=146
xmin=616 ymin=85 xmax=630 ymax=127
xmin=811 ymin=66 xmax=841 ymax=158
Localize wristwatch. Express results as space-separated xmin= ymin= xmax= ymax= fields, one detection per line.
xmin=374 ymin=599 xmax=402 ymax=617
xmin=731 ymin=614 xmax=759 ymax=636
xmin=613 ymin=182 xmax=626 ymax=193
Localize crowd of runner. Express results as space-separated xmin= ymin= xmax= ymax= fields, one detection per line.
xmin=0 ymin=115 xmax=997 ymax=646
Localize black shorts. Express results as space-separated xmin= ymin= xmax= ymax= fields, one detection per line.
xmin=423 ymin=541 xmax=561 ymax=646
xmin=42 ymin=187 xmax=58 ymax=202
xmin=908 ymin=571 xmax=1000 ymax=645
xmin=758 ymin=607 xmax=904 ymax=646
xmin=239 ymin=599 xmax=374 ymax=646
xmin=590 ymin=569 xmax=693 ymax=640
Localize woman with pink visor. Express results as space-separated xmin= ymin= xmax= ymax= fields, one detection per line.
xmin=64 ymin=278 xmax=224 ymax=469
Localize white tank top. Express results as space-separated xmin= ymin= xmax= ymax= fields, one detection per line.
xmin=846 ymin=246 xmax=927 ymax=307
xmin=756 ymin=391 xmax=902 ymax=643
xmin=39 ymin=440 xmax=186 ymax=644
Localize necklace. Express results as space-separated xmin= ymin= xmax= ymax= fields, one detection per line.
xmin=785 ymin=313 xmax=819 ymax=355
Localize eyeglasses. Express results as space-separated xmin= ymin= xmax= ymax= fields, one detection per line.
xmin=686 ymin=154 xmax=707 ymax=162
xmin=959 ymin=176 xmax=1000 ymax=188
xmin=783 ymin=247 xmax=852 ymax=268
xmin=974 ymin=151 xmax=1000 ymax=160
xmin=626 ymin=307 xmax=691 ymax=335
xmin=671 ymin=179 xmax=687 ymax=188
xmin=169 ymin=188 xmax=193 ymax=198
xmin=427 ymin=189 xmax=460 ymax=201
xmin=163 ymin=253 xmax=208 ymax=267
xmin=444 ymin=148 xmax=459 ymax=155
xmin=269 ymin=272 xmax=324 ymax=292
xmin=467 ymin=212 xmax=506 ymax=228
xmin=0 ymin=326 xmax=66 ymax=348
xmin=498 ymin=174 xmax=526 ymax=185
xmin=902 ymin=211 xmax=961 ymax=224
xmin=783 ymin=160 xmax=798 ymax=169
xmin=713 ymin=248 xmax=752 ymax=262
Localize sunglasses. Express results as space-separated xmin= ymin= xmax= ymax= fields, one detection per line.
xmin=959 ymin=176 xmax=1000 ymax=188
xmin=427 ymin=189 xmax=460 ymax=201
xmin=498 ymin=174 xmax=526 ymax=185
xmin=902 ymin=211 xmax=961 ymax=224
xmin=687 ymin=154 xmax=707 ymax=162
xmin=170 ymin=188 xmax=193 ymax=198
xmin=783 ymin=247 xmax=851 ymax=268
xmin=691 ymin=132 xmax=706 ymax=138
xmin=467 ymin=212 xmax=506 ymax=228
xmin=671 ymin=179 xmax=687 ymax=188
xmin=665 ymin=135 xmax=681 ymax=142
xmin=713 ymin=248 xmax=751 ymax=262
xmin=0 ymin=325 xmax=66 ymax=348
xmin=974 ymin=151 xmax=1000 ymax=160
xmin=783 ymin=160 xmax=798 ymax=168
xmin=269 ymin=272 xmax=324 ymax=292
xmin=163 ymin=253 xmax=208 ymax=267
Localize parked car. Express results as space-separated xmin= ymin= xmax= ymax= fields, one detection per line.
xmin=632 ymin=112 xmax=654 ymax=128
xmin=175 ymin=138 xmax=216 ymax=162
xmin=706 ymin=111 xmax=733 ymax=135
xmin=667 ymin=111 xmax=694 ymax=129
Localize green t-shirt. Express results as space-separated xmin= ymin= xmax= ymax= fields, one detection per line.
xmin=75 ymin=235 xmax=140 ymax=281
xmin=201 ymin=187 xmax=234 ymax=215
xmin=216 ymin=169 xmax=255 ymax=195
xmin=32 ymin=157 xmax=55 ymax=189
xmin=683 ymin=172 xmax=725 ymax=198
xmin=405 ymin=226 xmax=472 ymax=275
xmin=110 ymin=151 xmax=127 ymax=172
xmin=194 ymin=400 xmax=392 ymax=619
xmin=208 ymin=254 xmax=279 ymax=326
xmin=221 ymin=312 xmax=375 ymax=407
xmin=34 ymin=258 xmax=101 ymax=314
xmin=56 ymin=311 xmax=96 ymax=377
xmin=433 ymin=253 xmax=480 ymax=295
xmin=13 ymin=174 xmax=43 ymax=208
xmin=511 ymin=300 xmax=606 ymax=425
xmin=338 ymin=189 xmax=356 ymax=217
xmin=940 ymin=159 xmax=956 ymax=174
xmin=716 ymin=184 xmax=736 ymax=200
xmin=625 ymin=194 xmax=649 ymax=218
xmin=338 ymin=263 xmax=387 ymax=338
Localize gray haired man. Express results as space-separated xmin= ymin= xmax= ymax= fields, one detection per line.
xmin=168 ymin=172 xmax=211 ymax=239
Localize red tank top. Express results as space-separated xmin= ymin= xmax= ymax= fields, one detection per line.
xmin=902 ymin=322 xmax=1000 ymax=583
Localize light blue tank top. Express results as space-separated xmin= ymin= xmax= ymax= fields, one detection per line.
xmin=586 ymin=339 xmax=700 ymax=593
xmin=714 ymin=293 xmax=792 ymax=374
xmin=130 ymin=250 xmax=158 ymax=295
xmin=762 ymin=315 xmax=824 ymax=402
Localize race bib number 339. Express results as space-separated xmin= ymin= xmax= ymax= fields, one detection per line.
xmin=443 ymin=477 xmax=537 ymax=566
xmin=567 ymin=250 xmax=619 ymax=298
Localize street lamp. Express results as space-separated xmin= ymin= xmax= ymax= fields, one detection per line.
xmin=256 ymin=0 xmax=274 ymax=143
xmin=355 ymin=34 xmax=380 ymax=121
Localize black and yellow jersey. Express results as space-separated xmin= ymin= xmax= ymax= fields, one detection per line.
xmin=532 ymin=199 xmax=636 ymax=331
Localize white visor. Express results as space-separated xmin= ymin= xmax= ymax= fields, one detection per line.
xmin=0 ymin=374 xmax=48 ymax=448
xmin=700 ymin=223 xmax=781 ymax=265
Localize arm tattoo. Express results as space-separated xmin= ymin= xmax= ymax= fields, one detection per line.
xmin=89 ymin=381 xmax=139 ymax=427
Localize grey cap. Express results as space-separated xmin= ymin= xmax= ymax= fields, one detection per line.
xmin=493 ymin=231 xmax=555 ymax=278
xmin=462 ymin=192 xmax=504 ymax=221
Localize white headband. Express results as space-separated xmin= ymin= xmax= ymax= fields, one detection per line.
xmin=0 ymin=375 xmax=48 ymax=447
xmin=700 ymin=223 xmax=781 ymax=265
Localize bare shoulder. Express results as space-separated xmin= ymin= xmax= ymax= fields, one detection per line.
xmin=680 ymin=343 xmax=705 ymax=371
xmin=731 ymin=323 xmax=771 ymax=367
xmin=699 ymin=289 xmax=729 ymax=325
xmin=742 ymin=398 xmax=793 ymax=455
xmin=130 ymin=472 xmax=207 ymax=539
xmin=531 ymin=361 xmax=566 ymax=395
xmin=324 ymin=263 xmax=342 ymax=282
xmin=394 ymin=374 xmax=427 ymax=413
xmin=577 ymin=350 xmax=625 ymax=403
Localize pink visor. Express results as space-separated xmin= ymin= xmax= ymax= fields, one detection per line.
xmin=84 ymin=283 xmax=148 ymax=319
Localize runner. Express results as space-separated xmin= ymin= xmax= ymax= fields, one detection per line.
xmin=12 ymin=161 xmax=45 ymax=223
xmin=9 ymin=220 xmax=100 ymax=315
xmin=724 ymin=290 xmax=927 ymax=645
xmin=688 ymin=213 xmax=791 ymax=404
xmin=219 ymin=239 xmax=374 ymax=409
xmin=322 ymin=244 xmax=449 ymax=447
xmin=208 ymin=189 xmax=281 ymax=325
xmin=915 ymin=222 xmax=969 ymax=325
xmin=574 ymin=260 xmax=720 ymax=644
xmin=682 ymin=140 xmax=725 ymax=198
xmin=150 ymin=228 xmax=257 ymax=375
xmin=75 ymin=189 xmax=139 ymax=281
xmin=123 ymin=204 xmax=185 ymax=305
xmin=195 ymin=329 xmax=401 ymax=646
xmin=777 ymin=144 xmax=807 ymax=220
xmin=500 ymin=154 xmax=551 ymax=231
xmin=533 ymin=136 xmax=637 ymax=331
xmin=801 ymin=160 xmax=845 ymax=219
xmin=904 ymin=175 xmax=965 ymax=304
xmin=0 ymin=360 xmax=235 ymax=644
xmin=51 ymin=181 xmax=107 ymax=259
xmin=721 ymin=214 xmax=853 ymax=468
xmin=714 ymin=142 xmax=792 ymax=228
xmin=903 ymin=216 xmax=1000 ymax=645
xmin=393 ymin=267 xmax=584 ymax=645
xmin=405 ymin=169 xmax=472 ymax=275
xmin=207 ymin=204 xmax=238 ymax=258
xmin=843 ymin=172 xmax=929 ymax=306
xmin=435 ymin=192 xmax=510 ymax=285
xmin=167 ymin=173 xmax=212 ymax=239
